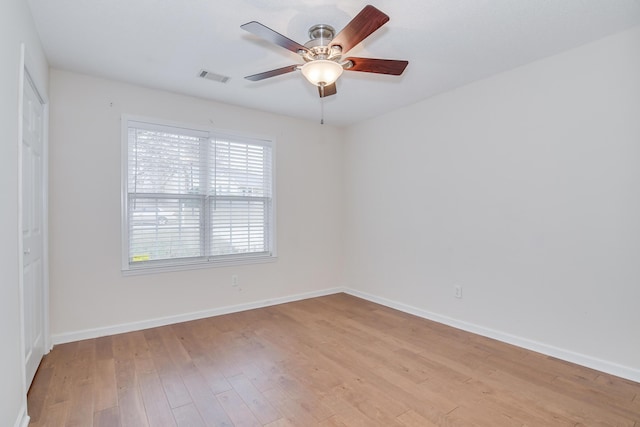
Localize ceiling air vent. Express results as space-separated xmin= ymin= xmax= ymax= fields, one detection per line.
xmin=198 ymin=69 xmax=230 ymax=83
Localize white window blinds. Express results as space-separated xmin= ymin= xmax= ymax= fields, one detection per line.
xmin=123 ymin=118 xmax=274 ymax=271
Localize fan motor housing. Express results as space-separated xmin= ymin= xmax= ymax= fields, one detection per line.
xmin=302 ymin=24 xmax=342 ymax=62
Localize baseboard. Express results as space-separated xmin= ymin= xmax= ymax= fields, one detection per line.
xmin=51 ymin=287 xmax=346 ymax=345
xmin=14 ymin=405 xmax=29 ymax=427
xmin=344 ymin=288 xmax=640 ymax=383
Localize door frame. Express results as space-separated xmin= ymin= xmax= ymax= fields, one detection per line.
xmin=17 ymin=42 xmax=50 ymax=390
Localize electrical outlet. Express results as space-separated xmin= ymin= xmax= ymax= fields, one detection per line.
xmin=232 ymin=274 xmax=238 ymax=287
xmin=454 ymin=285 xmax=462 ymax=299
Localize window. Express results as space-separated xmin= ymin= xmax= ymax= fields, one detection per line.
xmin=122 ymin=116 xmax=275 ymax=273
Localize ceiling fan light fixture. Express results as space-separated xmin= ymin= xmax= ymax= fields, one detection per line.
xmin=301 ymin=60 xmax=343 ymax=86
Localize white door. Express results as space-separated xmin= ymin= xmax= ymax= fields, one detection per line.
xmin=22 ymin=75 xmax=45 ymax=388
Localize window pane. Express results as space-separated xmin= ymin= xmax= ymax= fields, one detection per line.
xmin=209 ymin=199 xmax=269 ymax=256
xmin=128 ymin=128 xmax=202 ymax=194
xmin=210 ymin=139 xmax=271 ymax=198
xmin=129 ymin=197 xmax=202 ymax=262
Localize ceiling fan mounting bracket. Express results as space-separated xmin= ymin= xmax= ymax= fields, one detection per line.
xmin=308 ymin=24 xmax=335 ymax=42
xmin=302 ymin=24 xmax=342 ymax=62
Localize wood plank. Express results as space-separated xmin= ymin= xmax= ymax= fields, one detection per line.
xmin=262 ymin=386 xmax=320 ymax=425
xmin=142 ymin=327 xmax=192 ymax=409
xmin=95 ymin=335 xmax=114 ymax=361
xmin=397 ymin=410 xmax=439 ymax=427
xmin=114 ymin=353 xmax=149 ymax=427
xmin=139 ymin=372 xmax=177 ymax=427
xmin=159 ymin=370 xmax=193 ymax=410
xmin=29 ymin=401 xmax=69 ymax=427
xmin=64 ymin=340 xmax=96 ymax=427
xmin=26 ymin=365 xmax=54 ymax=423
xmin=94 ymin=406 xmax=121 ymax=427
xmin=43 ymin=342 xmax=80 ymax=406
xmin=172 ymin=403 xmax=206 ymax=427
xmin=65 ymin=380 xmax=95 ymax=427
xmin=117 ymin=382 xmax=148 ymax=426
xmin=179 ymin=362 xmax=235 ymax=427
xmin=263 ymin=418 xmax=297 ymax=427
xmin=94 ymin=359 xmax=117 ymax=412
xmin=330 ymin=379 xmax=407 ymax=426
xmin=319 ymin=405 xmax=387 ymax=427
xmin=216 ymin=389 xmax=262 ymax=427
xmin=227 ymin=373 xmax=281 ymax=424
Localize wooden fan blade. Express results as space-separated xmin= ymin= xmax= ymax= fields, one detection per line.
xmin=244 ymin=65 xmax=300 ymax=81
xmin=329 ymin=5 xmax=389 ymax=54
xmin=318 ymin=83 xmax=337 ymax=98
xmin=241 ymin=21 xmax=309 ymax=54
xmin=344 ymin=57 xmax=408 ymax=75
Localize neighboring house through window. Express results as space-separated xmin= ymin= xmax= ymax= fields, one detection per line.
xmin=122 ymin=116 xmax=275 ymax=273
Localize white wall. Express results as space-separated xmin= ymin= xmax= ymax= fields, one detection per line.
xmin=345 ymin=26 xmax=640 ymax=377
xmin=49 ymin=69 xmax=345 ymax=340
xmin=0 ymin=1 xmax=48 ymax=426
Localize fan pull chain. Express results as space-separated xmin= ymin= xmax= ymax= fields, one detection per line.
xmin=320 ymin=93 xmax=325 ymax=125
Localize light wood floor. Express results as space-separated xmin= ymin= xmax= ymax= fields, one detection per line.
xmin=28 ymin=293 xmax=640 ymax=426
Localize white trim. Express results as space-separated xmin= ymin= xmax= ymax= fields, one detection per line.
xmin=52 ymin=287 xmax=345 ymax=344
xmin=42 ymin=99 xmax=51 ymax=353
xmin=13 ymin=404 xmax=29 ymax=427
xmin=344 ymin=288 xmax=640 ymax=383
xmin=120 ymin=115 xmax=129 ymax=272
xmin=15 ymin=40 xmax=36 ymax=427
xmin=269 ymin=140 xmax=278 ymax=258
xmin=122 ymin=254 xmax=278 ymax=276
xmin=123 ymin=114 xmax=275 ymax=145
xmin=16 ymin=41 xmax=28 ymax=426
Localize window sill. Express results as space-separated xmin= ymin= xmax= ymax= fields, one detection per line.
xmin=121 ymin=254 xmax=278 ymax=276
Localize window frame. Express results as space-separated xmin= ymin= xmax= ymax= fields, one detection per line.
xmin=120 ymin=115 xmax=277 ymax=275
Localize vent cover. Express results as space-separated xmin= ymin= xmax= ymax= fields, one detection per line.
xmin=198 ymin=69 xmax=230 ymax=83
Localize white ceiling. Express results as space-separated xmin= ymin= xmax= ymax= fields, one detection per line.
xmin=27 ymin=0 xmax=640 ymax=127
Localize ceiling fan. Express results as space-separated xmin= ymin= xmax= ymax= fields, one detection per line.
xmin=241 ymin=5 xmax=409 ymax=98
